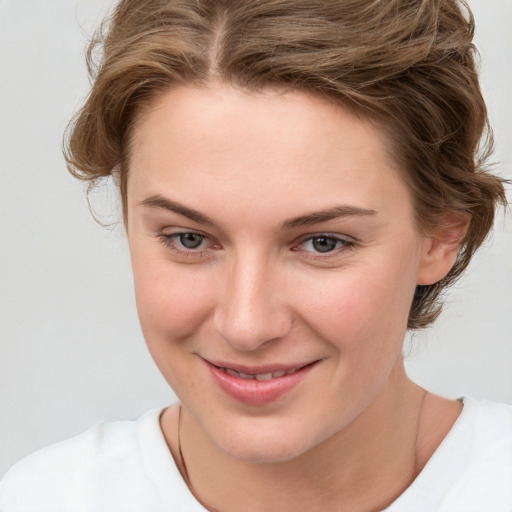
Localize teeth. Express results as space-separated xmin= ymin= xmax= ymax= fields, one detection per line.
xmin=221 ymin=367 xmax=298 ymax=380
xmin=255 ymin=372 xmax=273 ymax=381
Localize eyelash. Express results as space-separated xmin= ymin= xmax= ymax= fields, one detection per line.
xmin=293 ymin=235 xmax=356 ymax=259
xmin=158 ymin=232 xmax=216 ymax=259
xmin=157 ymin=231 xmax=356 ymax=260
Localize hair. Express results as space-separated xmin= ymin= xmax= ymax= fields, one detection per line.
xmin=65 ymin=0 xmax=507 ymax=329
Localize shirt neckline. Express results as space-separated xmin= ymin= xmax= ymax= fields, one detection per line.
xmin=138 ymin=397 xmax=478 ymax=511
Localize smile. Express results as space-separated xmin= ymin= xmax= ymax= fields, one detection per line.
xmin=204 ymin=359 xmax=319 ymax=406
xmin=219 ymin=366 xmax=301 ymax=381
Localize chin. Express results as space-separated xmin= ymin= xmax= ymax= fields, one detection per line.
xmin=221 ymin=438 xmax=311 ymax=465
xmin=208 ymin=415 xmax=328 ymax=465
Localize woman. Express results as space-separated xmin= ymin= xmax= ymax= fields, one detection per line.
xmin=1 ymin=0 xmax=510 ymax=510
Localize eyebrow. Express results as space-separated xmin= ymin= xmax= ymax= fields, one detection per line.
xmin=140 ymin=195 xmax=216 ymax=226
xmin=140 ymin=194 xmax=376 ymax=229
xmin=280 ymin=205 xmax=377 ymax=229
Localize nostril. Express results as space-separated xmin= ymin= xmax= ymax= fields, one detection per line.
xmin=214 ymin=309 xmax=293 ymax=351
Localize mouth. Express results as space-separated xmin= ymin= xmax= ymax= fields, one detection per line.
xmin=215 ymin=364 xmax=310 ymax=381
xmin=204 ymin=359 xmax=320 ymax=406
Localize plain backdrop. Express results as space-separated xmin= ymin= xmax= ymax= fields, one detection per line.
xmin=1 ymin=0 xmax=511 ymax=478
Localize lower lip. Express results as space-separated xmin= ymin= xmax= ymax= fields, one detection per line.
xmin=205 ymin=361 xmax=317 ymax=406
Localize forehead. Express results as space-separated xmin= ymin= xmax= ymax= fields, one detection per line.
xmin=127 ymin=84 xmax=412 ymax=222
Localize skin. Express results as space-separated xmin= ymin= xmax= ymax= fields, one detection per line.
xmin=126 ymin=83 xmax=463 ymax=511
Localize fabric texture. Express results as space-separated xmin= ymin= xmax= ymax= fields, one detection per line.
xmin=384 ymin=397 xmax=512 ymax=512
xmin=1 ymin=397 xmax=511 ymax=512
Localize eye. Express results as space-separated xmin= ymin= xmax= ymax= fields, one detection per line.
xmin=295 ymin=234 xmax=354 ymax=255
xmin=177 ymin=232 xmax=206 ymax=249
xmin=307 ymin=236 xmax=339 ymax=253
xmin=158 ymin=230 xmax=218 ymax=258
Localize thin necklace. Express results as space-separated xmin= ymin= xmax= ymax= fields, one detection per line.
xmin=413 ymin=389 xmax=428 ymax=475
xmin=178 ymin=405 xmax=219 ymax=512
xmin=177 ymin=393 xmax=428 ymax=511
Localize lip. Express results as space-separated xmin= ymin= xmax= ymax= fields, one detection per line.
xmin=203 ymin=358 xmax=319 ymax=406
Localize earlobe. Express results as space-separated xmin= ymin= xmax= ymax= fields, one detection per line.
xmin=416 ymin=214 xmax=469 ymax=285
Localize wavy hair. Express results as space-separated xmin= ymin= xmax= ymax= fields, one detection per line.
xmin=65 ymin=0 xmax=507 ymax=328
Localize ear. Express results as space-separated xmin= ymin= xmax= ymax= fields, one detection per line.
xmin=416 ymin=213 xmax=469 ymax=285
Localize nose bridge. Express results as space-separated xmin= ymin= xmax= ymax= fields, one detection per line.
xmin=215 ymin=246 xmax=291 ymax=351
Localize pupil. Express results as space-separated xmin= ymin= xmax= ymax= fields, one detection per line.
xmin=179 ymin=233 xmax=203 ymax=249
xmin=312 ymin=236 xmax=337 ymax=253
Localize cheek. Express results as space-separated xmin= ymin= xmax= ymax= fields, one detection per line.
xmin=131 ymin=257 xmax=217 ymax=397
xmin=131 ymin=253 xmax=216 ymax=343
xmin=292 ymin=256 xmax=417 ymax=352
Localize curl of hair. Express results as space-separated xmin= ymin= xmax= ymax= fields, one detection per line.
xmin=64 ymin=0 xmax=507 ymax=329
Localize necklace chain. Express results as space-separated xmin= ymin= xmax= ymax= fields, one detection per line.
xmin=177 ymin=391 xmax=427 ymax=511
xmin=178 ymin=405 xmax=219 ymax=512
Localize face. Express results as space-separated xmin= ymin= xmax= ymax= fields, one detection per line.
xmin=127 ymin=84 xmax=433 ymax=463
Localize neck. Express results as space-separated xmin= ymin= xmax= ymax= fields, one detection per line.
xmin=173 ymin=368 xmax=429 ymax=512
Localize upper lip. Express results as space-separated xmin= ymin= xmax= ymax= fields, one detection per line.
xmin=202 ymin=358 xmax=319 ymax=375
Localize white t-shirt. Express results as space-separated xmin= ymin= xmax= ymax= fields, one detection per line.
xmin=1 ymin=397 xmax=511 ymax=512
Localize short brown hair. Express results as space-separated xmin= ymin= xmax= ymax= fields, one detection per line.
xmin=65 ymin=0 xmax=507 ymax=329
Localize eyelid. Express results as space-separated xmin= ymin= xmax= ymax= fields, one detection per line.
xmin=157 ymin=228 xmax=356 ymax=261
xmin=158 ymin=228 xmax=220 ymax=258
xmin=292 ymin=233 xmax=356 ymax=257
xmin=295 ymin=231 xmax=355 ymax=245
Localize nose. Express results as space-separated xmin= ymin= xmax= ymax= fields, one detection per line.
xmin=214 ymin=250 xmax=293 ymax=352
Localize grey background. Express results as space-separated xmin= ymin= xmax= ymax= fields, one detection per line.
xmin=1 ymin=0 xmax=511 ymax=477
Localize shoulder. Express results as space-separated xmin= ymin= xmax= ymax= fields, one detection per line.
xmin=459 ymin=397 xmax=512 ymax=454
xmin=387 ymin=397 xmax=512 ymax=512
xmin=437 ymin=397 xmax=512 ymax=510
xmin=0 ymin=408 xmax=187 ymax=512
xmin=452 ymin=397 xmax=512 ymax=487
